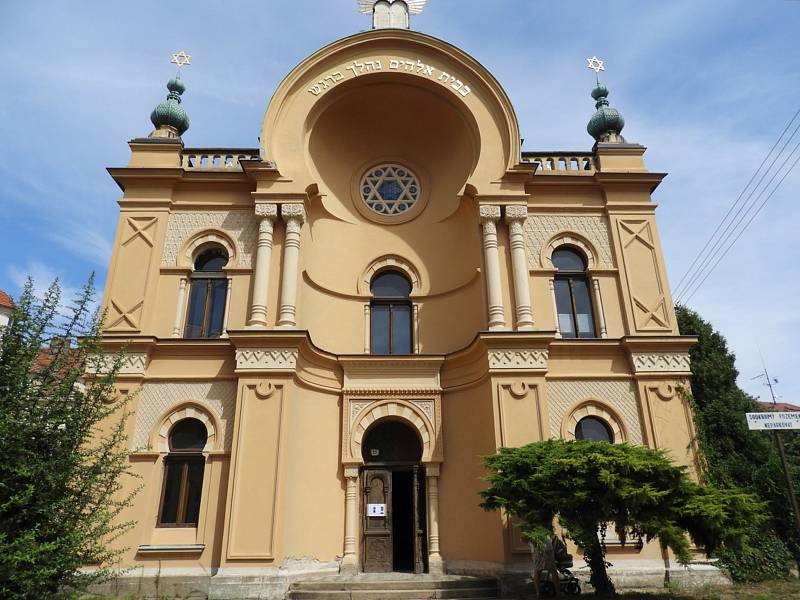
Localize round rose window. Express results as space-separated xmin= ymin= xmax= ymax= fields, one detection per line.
xmin=361 ymin=164 xmax=420 ymax=216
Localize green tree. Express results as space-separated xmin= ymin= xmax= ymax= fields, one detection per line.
xmin=676 ymin=305 xmax=799 ymax=580
xmin=0 ymin=279 xmax=138 ymax=599
xmin=480 ymin=440 xmax=762 ymax=596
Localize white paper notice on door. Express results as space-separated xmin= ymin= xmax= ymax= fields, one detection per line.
xmin=367 ymin=503 xmax=386 ymax=517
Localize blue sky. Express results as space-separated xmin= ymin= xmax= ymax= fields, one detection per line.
xmin=1 ymin=1 xmax=799 ymax=403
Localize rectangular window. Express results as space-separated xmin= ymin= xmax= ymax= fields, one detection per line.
xmin=571 ymin=279 xmax=596 ymax=338
xmin=371 ymin=304 xmax=391 ymax=355
xmin=185 ymin=278 xmax=228 ymax=339
xmin=158 ymin=456 xmax=205 ymax=527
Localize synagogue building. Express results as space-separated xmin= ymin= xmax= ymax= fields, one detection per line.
xmin=98 ymin=1 xmax=705 ymax=597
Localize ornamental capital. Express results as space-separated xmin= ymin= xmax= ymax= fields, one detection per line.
xmin=255 ymin=203 xmax=278 ymax=219
xmin=281 ymin=203 xmax=306 ymax=223
xmin=478 ymin=204 xmax=501 ymax=224
xmin=504 ymin=205 xmax=528 ymax=223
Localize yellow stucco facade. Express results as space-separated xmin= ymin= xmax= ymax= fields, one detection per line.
xmin=98 ymin=24 xmax=705 ymax=598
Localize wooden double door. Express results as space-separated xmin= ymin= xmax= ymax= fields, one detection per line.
xmin=361 ymin=465 xmax=427 ymax=573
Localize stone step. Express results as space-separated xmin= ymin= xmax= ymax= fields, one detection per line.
xmin=290 ymin=577 xmax=497 ymax=591
xmin=287 ymin=577 xmax=499 ymax=600
xmin=290 ymin=594 xmax=499 ymax=600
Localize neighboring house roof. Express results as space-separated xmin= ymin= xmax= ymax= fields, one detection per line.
xmin=0 ymin=289 xmax=13 ymax=310
xmin=758 ymin=401 xmax=800 ymax=412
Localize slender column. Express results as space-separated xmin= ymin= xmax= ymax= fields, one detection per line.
xmin=505 ymin=205 xmax=534 ymax=330
xmin=277 ymin=203 xmax=306 ymax=328
xmin=426 ymin=465 xmax=444 ymax=575
xmin=172 ymin=276 xmax=188 ymax=337
xmin=247 ymin=203 xmax=278 ymax=327
xmin=479 ymin=205 xmax=506 ymax=330
xmin=341 ymin=465 xmax=360 ymax=575
xmin=549 ymin=278 xmax=562 ymax=338
xmin=591 ymin=278 xmax=608 ymax=338
xmin=413 ymin=304 xmax=420 ymax=354
xmin=220 ymin=276 xmax=233 ymax=338
xmin=363 ymin=304 xmax=370 ymax=354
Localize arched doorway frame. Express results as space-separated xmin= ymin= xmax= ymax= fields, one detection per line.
xmin=341 ymin=396 xmax=444 ymax=575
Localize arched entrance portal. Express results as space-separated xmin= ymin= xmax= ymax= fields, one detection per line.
xmin=361 ymin=420 xmax=427 ymax=573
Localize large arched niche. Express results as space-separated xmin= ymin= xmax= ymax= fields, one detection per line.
xmin=306 ymin=74 xmax=476 ymax=225
xmin=260 ymin=29 xmax=521 ymax=193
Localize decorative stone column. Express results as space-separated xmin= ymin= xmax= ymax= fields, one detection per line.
xmin=479 ymin=205 xmax=506 ymax=330
xmin=505 ymin=205 xmax=534 ymax=330
xmin=341 ymin=465 xmax=360 ymax=575
xmin=549 ymin=278 xmax=562 ymax=338
xmin=426 ymin=464 xmax=444 ymax=574
xmin=277 ymin=203 xmax=306 ymax=328
xmin=591 ymin=278 xmax=608 ymax=338
xmin=172 ymin=276 xmax=188 ymax=337
xmin=247 ymin=203 xmax=278 ymax=327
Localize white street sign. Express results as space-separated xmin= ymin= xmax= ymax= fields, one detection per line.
xmin=746 ymin=412 xmax=800 ymax=430
xmin=367 ymin=504 xmax=386 ymax=517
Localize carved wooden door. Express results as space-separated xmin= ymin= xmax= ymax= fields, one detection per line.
xmin=362 ymin=469 xmax=392 ymax=572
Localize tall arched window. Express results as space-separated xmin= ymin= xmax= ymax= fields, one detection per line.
xmin=185 ymin=247 xmax=229 ymax=339
xmin=553 ymin=247 xmax=596 ymax=338
xmin=158 ymin=418 xmax=207 ymax=527
xmin=370 ymin=271 xmax=412 ymax=355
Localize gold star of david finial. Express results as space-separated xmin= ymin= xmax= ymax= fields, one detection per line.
xmin=171 ymin=50 xmax=192 ymax=68
xmin=586 ymin=56 xmax=605 ymax=74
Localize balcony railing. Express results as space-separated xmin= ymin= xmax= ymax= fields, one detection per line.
xmin=182 ymin=149 xmax=260 ymax=170
xmin=523 ymin=152 xmax=596 ymax=174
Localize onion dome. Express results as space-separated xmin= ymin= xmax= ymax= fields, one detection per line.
xmin=149 ymin=76 xmax=190 ymax=138
xmin=587 ymin=83 xmax=625 ymax=143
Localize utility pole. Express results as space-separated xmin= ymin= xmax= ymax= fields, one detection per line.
xmin=761 ymin=367 xmax=800 ymax=541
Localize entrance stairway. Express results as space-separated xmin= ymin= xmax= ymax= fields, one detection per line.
xmin=286 ymin=574 xmax=501 ymax=600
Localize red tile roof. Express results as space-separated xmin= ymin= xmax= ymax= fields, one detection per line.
xmin=758 ymin=401 xmax=800 ymax=413
xmin=0 ymin=289 xmax=13 ymax=310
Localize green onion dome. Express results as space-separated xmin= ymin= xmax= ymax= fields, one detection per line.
xmin=587 ymin=83 xmax=625 ymax=143
xmin=150 ymin=77 xmax=190 ymax=136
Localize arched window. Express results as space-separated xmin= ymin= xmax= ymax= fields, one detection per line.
xmin=575 ymin=416 xmax=614 ymax=443
xmin=552 ymin=247 xmax=596 ymax=338
xmin=370 ymin=271 xmax=412 ymax=355
xmin=185 ymin=247 xmax=229 ymax=339
xmin=158 ymin=418 xmax=208 ymax=527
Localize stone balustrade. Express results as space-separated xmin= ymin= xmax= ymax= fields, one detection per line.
xmin=182 ymin=148 xmax=260 ymax=170
xmin=523 ymin=152 xmax=596 ymax=174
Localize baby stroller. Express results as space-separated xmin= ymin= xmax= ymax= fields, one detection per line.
xmin=537 ymin=537 xmax=581 ymax=596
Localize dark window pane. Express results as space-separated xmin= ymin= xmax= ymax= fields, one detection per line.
xmin=552 ymin=248 xmax=586 ymax=272
xmin=195 ymin=248 xmax=228 ymax=272
xmin=371 ymin=272 xmax=411 ymax=298
xmin=184 ymin=460 xmax=205 ymax=525
xmin=391 ymin=305 xmax=412 ymax=354
xmin=554 ymin=279 xmax=576 ymax=338
xmin=371 ymin=305 xmax=391 ymax=354
xmin=170 ymin=418 xmax=208 ymax=451
xmin=185 ymin=280 xmax=208 ymax=338
xmin=575 ymin=417 xmax=613 ymax=442
xmin=572 ymin=279 xmax=596 ymax=338
xmin=207 ymin=279 xmax=228 ymax=338
xmin=160 ymin=461 xmax=183 ymax=524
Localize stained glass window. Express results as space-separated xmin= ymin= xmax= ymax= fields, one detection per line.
xmin=361 ymin=164 xmax=420 ymax=216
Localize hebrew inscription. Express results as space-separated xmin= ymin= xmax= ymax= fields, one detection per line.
xmin=308 ymin=57 xmax=471 ymax=98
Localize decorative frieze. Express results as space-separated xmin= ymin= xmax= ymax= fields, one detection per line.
xmin=93 ymin=352 xmax=149 ymax=375
xmin=235 ymin=348 xmax=299 ymax=371
xmin=132 ymin=381 xmax=236 ymax=451
xmin=524 ymin=215 xmax=613 ymax=269
xmin=161 ymin=211 xmax=257 ymax=267
xmin=488 ymin=349 xmax=548 ymax=370
xmin=547 ymin=379 xmax=642 ymax=445
xmin=631 ymin=352 xmax=691 ymax=373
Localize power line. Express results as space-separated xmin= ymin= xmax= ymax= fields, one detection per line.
xmin=674 ymin=109 xmax=800 ymax=302
xmin=681 ymin=145 xmax=800 ymax=304
xmin=672 ymin=108 xmax=800 ymax=298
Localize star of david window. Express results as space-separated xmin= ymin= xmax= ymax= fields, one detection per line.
xmin=361 ymin=164 xmax=420 ymax=216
